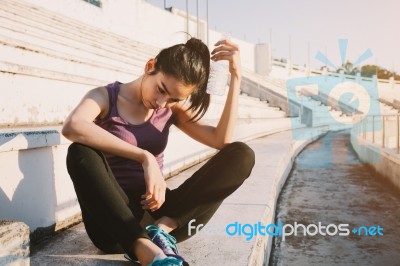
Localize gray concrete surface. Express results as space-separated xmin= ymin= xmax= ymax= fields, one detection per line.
xmin=0 ymin=221 xmax=30 ymax=266
xmin=30 ymin=128 xmax=324 ymax=266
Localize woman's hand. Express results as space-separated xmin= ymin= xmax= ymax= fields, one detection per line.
xmin=140 ymin=152 xmax=167 ymax=212
xmin=211 ymin=39 xmax=242 ymax=79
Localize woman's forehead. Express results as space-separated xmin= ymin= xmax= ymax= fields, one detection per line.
xmin=160 ymin=73 xmax=196 ymax=96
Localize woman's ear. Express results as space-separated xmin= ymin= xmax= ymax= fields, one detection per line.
xmin=145 ymin=59 xmax=156 ymax=74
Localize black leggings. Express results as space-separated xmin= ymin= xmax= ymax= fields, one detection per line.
xmin=66 ymin=141 xmax=255 ymax=256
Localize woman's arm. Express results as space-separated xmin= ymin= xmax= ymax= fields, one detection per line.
xmin=173 ymin=40 xmax=241 ymax=150
xmin=62 ymin=87 xmax=166 ymax=211
xmin=62 ymin=87 xmax=151 ymax=163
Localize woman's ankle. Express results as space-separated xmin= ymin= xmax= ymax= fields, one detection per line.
xmin=132 ymin=237 xmax=164 ymax=265
xmin=154 ymin=216 xmax=178 ymax=233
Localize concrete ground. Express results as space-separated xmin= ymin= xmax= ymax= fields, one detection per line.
xmin=30 ymin=128 xmax=322 ymax=266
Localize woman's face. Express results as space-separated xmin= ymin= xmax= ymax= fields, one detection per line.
xmin=141 ymin=61 xmax=196 ymax=110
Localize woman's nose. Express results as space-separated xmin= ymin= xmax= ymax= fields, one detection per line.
xmin=156 ymin=99 xmax=167 ymax=108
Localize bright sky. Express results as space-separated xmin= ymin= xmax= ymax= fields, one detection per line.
xmin=148 ymin=0 xmax=400 ymax=73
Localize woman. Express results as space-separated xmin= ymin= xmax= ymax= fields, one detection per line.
xmin=62 ymin=37 xmax=255 ymax=266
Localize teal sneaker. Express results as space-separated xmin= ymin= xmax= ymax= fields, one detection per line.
xmin=148 ymin=256 xmax=183 ymax=266
xmin=146 ymin=225 xmax=189 ymax=266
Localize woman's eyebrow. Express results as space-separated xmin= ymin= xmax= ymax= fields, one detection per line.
xmin=161 ymin=81 xmax=184 ymax=101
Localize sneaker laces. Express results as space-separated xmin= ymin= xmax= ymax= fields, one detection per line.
xmin=146 ymin=225 xmax=179 ymax=255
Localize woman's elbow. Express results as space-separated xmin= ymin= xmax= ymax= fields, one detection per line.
xmin=214 ymin=139 xmax=232 ymax=150
xmin=61 ymin=118 xmax=78 ymax=140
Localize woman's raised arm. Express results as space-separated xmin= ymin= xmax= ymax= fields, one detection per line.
xmin=173 ymin=40 xmax=241 ymax=150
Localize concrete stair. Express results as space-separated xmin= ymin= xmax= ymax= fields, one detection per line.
xmin=204 ymin=92 xmax=286 ymax=120
xmin=0 ymin=0 xmax=152 ymax=79
xmin=0 ymin=221 xmax=30 ymax=266
xmin=0 ymin=0 xmax=288 ymax=127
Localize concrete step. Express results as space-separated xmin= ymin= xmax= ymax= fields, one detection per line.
xmin=301 ymin=104 xmax=330 ymax=112
xmin=311 ymin=116 xmax=354 ymax=127
xmin=0 ymin=34 xmax=139 ymax=76
xmin=0 ymin=61 xmax=108 ymax=86
xmin=0 ymin=72 xmax=99 ymax=126
xmin=0 ymin=25 xmax=139 ymax=73
xmin=0 ymin=11 xmax=149 ymax=72
xmin=0 ymin=0 xmax=161 ymax=70
xmin=309 ymin=110 xmax=344 ymax=119
xmin=242 ymin=69 xmax=286 ymax=91
xmin=238 ymin=108 xmax=286 ymax=119
xmin=210 ymin=95 xmax=286 ymax=118
xmin=0 ymin=221 xmax=30 ymax=266
xmin=204 ymin=100 xmax=286 ymax=120
xmin=211 ymin=90 xmax=281 ymax=110
xmin=0 ymin=42 xmax=134 ymax=82
xmin=1 ymin=0 xmax=159 ymax=59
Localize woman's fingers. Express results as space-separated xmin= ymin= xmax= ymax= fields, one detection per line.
xmin=211 ymin=43 xmax=239 ymax=56
xmin=210 ymin=40 xmax=241 ymax=76
xmin=210 ymin=41 xmax=240 ymax=63
xmin=211 ymin=51 xmax=236 ymax=61
xmin=142 ymin=198 xmax=163 ymax=211
xmin=141 ymin=196 xmax=156 ymax=209
xmin=141 ymin=181 xmax=166 ymax=211
xmin=214 ymin=39 xmax=238 ymax=48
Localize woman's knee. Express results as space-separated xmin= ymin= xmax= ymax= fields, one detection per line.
xmin=67 ymin=143 xmax=101 ymax=162
xmin=66 ymin=142 xmax=104 ymax=177
xmin=216 ymin=142 xmax=255 ymax=185
xmin=223 ymin=141 xmax=255 ymax=170
xmin=67 ymin=142 xmax=97 ymax=157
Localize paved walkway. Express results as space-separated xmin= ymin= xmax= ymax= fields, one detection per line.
xmin=31 ymin=128 xmax=323 ymax=266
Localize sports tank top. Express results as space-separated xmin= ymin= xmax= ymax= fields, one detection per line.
xmin=95 ymin=81 xmax=174 ymax=190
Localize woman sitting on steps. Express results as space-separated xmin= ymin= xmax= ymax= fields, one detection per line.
xmin=62 ymin=37 xmax=255 ymax=266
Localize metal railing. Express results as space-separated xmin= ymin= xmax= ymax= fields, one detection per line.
xmin=354 ymin=114 xmax=400 ymax=153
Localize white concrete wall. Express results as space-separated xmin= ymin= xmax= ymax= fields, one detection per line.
xmin=255 ymin=44 xmax=272 ymax=75
xmin=0 ymin=130 xmax=70 ymax=231
xmin=350 ymin=134 xmax=400 ymax=191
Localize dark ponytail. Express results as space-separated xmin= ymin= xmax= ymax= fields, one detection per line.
xmin=150 ymin=38 xmax=210 ymax=122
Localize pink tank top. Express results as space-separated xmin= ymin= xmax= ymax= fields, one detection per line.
xmin=95 ymin=81 xmax=174 ymax=190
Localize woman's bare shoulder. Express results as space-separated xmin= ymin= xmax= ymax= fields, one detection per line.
xmin=80 ymin=86 xmax=110 ymax=119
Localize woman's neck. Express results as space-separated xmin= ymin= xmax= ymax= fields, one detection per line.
xmin=120 ymin=77 xmax=145 ymax=107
